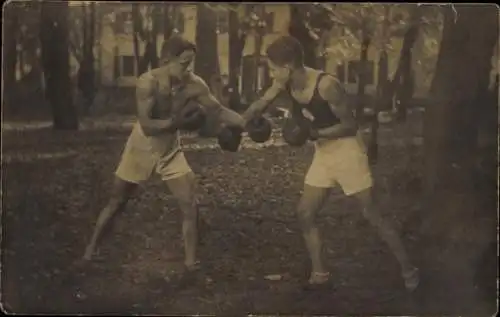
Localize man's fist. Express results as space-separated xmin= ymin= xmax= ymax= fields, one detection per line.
xmin=217 ymin=125 xmax=243 ymax=152
xmin=282 ymin=116 xmax=315 ymax=147
xmin=175 ymin=101 xmax=207 ymax=131
xmin=246 ymin=116 xmax=272 ymax=143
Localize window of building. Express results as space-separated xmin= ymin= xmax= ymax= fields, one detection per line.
xmin=115 ymin=11 xmax=132 ymax=34
xmin=174 ymin=11 xmax=185 ymax=33
xmin=122 ymin=55 xmax=136 ymax=77
xmin=347 ymin=61 xmax=358 ymax=84
xmin=217 ymin=11 xmax=229 ymax=34
xmin=364 ymin=61 xmax=375 ymax=85
xmin=113 ymin=47 xmax=120 ymax=80
xmin=155 ymin=7 xmax=184 ymax=35
xmin=264 ymin=12 xmax=274 ymax=33
xmin=124 ymin=21 xmax=133 ymax=34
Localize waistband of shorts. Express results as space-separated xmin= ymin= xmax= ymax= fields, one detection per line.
xmin=314 ymin=135 xmax=358 ymax=150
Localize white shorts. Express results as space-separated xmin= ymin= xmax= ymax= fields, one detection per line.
xmin=304 ymin=134 xmax=373 ymax=195
xmin=115 ymin=142 xmax=192 ymax=184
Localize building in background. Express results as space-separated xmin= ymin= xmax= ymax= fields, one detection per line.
xmin=91 ymin=3 xmax=437 ymax=100
xmin=97 ymin=3 xmax=196 ymax=87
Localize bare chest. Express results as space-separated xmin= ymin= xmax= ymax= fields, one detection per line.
xmin=152 ymin=78 xmax=196 ymax=118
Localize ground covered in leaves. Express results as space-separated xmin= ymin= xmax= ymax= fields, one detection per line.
xmin=1 ymin=111 xmax=495 ymax=315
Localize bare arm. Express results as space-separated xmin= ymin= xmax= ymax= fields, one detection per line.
xmin=136 ymin=75 xmax=178 ymax=136
xmin=242 ymin=81 xmax=286 ymax=122
xmin=193 ymin=78 xmax=246 ymax=129
xmin=315 ymin=75 xmax=358 ymax=140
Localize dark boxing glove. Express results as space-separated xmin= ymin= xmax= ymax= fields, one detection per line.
xmin=246 ymin=116 xmax=272 ymax=143
xmin=282 ymin=116 xmax=312 ymax=147
xmin=217 ymin=125 xmax=244 ymax=152
xmin=176 ymin=101 xmax=207 ymax=131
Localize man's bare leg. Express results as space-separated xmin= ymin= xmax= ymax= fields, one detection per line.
xmin=166 ymin=172 xmax=199 ymax=268
xmin=353 ymin=188 xmax=419 ymax=290
xmin=83 ymin=177 xmax=138 ymax=261
xmin=297 ymin=184 xmax=331 ymax=283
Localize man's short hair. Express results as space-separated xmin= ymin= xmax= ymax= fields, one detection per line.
xmin=265 ymin=35 xmax=304 ymax=68
xmin=160 ymin=35 xmax=197 ymax=60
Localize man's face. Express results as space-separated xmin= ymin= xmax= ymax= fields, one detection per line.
xmin=268 ymin=59 xmax=291 ymax=85
xmin=168 ymin=49 xmax=195 ymax=80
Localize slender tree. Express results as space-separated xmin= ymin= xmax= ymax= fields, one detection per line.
xmin=194 ymin=3 xmax=220 ymax=84
xmin=3 ymin=1 xmax=20 ymax=111
xmin=132 ymin=4 xmax=161 ymax=76
xmin=40 ymin=1 xmax=78 ymax=129
xmin=288 ymin=4 xmax=319 ymax=68
xmin=227 ymin=6 xmax=247 ymax=110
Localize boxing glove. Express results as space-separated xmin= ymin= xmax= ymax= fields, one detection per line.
xmin=246 ymin=116 xmax=272 ymax=143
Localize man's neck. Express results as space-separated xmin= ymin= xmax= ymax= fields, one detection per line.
xmin=290 ymin=67 xmax=308 ymax=90
xmin=170 ymin=73 xmax=189 ymax=89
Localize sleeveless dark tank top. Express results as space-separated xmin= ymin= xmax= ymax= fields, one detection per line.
xmin=288 ymin=72 xmax=341 ymax=129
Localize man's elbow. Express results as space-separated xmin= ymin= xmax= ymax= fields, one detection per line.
xmin=138 ymin=120 xmax=156 ymax=136
xmin=142 ymin=126 xmax=157 ymax=137
xmin=346 ymin=124 xmax=358 ymax=136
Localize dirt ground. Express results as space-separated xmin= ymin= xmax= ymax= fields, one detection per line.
xmin=1 ymin=114 xmax=497 ymax=315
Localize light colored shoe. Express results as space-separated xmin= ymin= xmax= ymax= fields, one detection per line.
xmin=184 ymin=260 xmax=202 ymax=272
xmin=402 ymin=267 xmax=420 ymax=291
xmin=308 ymin=271 xmax=331 ymax=285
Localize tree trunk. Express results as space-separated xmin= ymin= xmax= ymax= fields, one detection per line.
xmin=253 ymin=32 xmax=263 ymax=100
xmin=140 ymin=40 xmax=159 ymax=74
xmin=228 ymin=8 xmax=245 ymax=111
xmin=385 ymin=5 xmax=422 ymax=114
xmin=367 ymin=6 xmax=390 ymax=166
xmin=421 ymin=4 xmax=497 ymax=277
xmin=195 ymin=4 xmax=220 ymax=137
xmin=3 ymin=2 xmax=19 ymax=112
xmin=82 ymin=4 xmax=88 ymax=60
xmin=19 ymin=45 xmax=25 ymax=79
xmin=355 ymin=30 xmax=371 ymax=123
xmin=88 ymin=3 xmax=95 ymax=58
xmin=40 ymin=1 xmax=78 ymax=130
xmin=288 ymin=4 xmax=317 ymax=68
xmin=368 ymin=50 xmax=388 ymax=166
xmin=149 ymin=4 xmax=161 ymax=69
xmin=162 ymin=4 xmax=174 ymax=42
xmin=394 ymin=6 xmax=421 ymax=122
xmin=132 ymin=4 xmax=142 ymax=74
xmin=394 ymin=65 xmax=414 ymax=122
xmin=95 ymin=2 xmax=102 ymax=86
xmin=79 ymin=2 xmax=96 ymax=114
xmin=194 ymin=4 xmax=220 ymax=84
xmin=135 ymin=5 xmax=160 ymax=75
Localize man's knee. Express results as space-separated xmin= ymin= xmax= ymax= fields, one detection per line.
xmin=354 ymin=189 xmax=386 ymax=226
xmin=168 ymin=173 xmax=198 ymax=219
xmin=177 ymin=195 xmax=197 ymax=210
xmin=297 ymin=206 xmax=315 ymax=231
xmin=108 ymin=178 xmax=137 ymax=210
xmin=107 ymin=196 xmax=127 ymax=212
xmin=178 ymin=198 xmax=197 ymax=222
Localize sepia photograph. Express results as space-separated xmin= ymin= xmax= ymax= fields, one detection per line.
xmin=1 ymin=1 xmax=498 ymax=315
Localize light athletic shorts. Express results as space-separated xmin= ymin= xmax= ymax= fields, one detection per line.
xmin=304 ymin=133 xmax=373 ymax=195
xmin=115 ymin=140 xmax=192 ymax=184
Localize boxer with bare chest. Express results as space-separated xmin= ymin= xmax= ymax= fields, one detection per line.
xmin=83 ymin=35 xmax=245 ymax=272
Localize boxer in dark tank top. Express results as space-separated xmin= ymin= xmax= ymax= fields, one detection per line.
xmin=243 ymin=35 xmax=419 ymax=290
